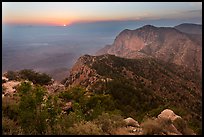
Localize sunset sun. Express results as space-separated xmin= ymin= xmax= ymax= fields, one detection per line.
xmin=63 ymin=24 xmax=66 ymax=27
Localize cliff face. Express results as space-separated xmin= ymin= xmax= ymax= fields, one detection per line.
xmin=96 ymin=24 xmax=202 ymax=76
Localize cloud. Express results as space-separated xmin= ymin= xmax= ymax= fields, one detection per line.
xmin=187 ymin=9 xmax=202 ymax=14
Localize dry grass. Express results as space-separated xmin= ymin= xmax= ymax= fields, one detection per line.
xmin=141 ymin=118 xmax=164 ymax=135
xmin=2 ymin=117 xmax=23 ymax=135
xmin=173 ymin=118 xmax=195 ymax=135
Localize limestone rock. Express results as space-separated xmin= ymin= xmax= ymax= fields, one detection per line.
xmin=124 ymin=117 xmax=140 ymax=127
xmin=2 ymin=81 xmax=21 ymax=95
xmin=158 ymin=109 xmax=181 ymax=122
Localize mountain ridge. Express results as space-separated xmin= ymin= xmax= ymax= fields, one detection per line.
xmin=62 ymin=53 xmax=202 ymax=134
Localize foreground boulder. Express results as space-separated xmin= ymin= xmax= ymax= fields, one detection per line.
xmin=157 ymin=109 xmax=195 ymax=135
xmin=124 ymin=117 xmax=140 ymax=127
xmin=158 ymin=109 xmax=181 ymax=122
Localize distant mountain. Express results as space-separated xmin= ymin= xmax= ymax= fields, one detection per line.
xmin=174 ymin=23 xmax=202 ymax=46
xmin=96 ymin=24 xmax=202 ymax=76
xmin=62 ymin=54 xmax=202 ymax=133
xmin=174 ymin=23 xmax=202 ymax=35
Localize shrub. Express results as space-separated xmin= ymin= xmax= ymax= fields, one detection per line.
xmin=67 ymin=121 xmax=103 ymax=135
xmin=188 ymin=119 xmax=202 ymax=135
xmin=19 ymin=69 xmax=52 ymax=85
xmin=93 ymin=112 xmax=126 ymax=134
xmin=69 ymin=86 xmax=86 ymax=102
xmin=62 ymin=112 xmax=80 ymax=128
xmin=2 ymin=96 xmax=19 ymax=121
xmin=141 ymin=118 xmax=164 ymax=135
xmin=45 ymin=95 xmax=61 ymax=130
xmin=35 ymin=73 xmax=52 ymax=85
xmin=17 ymin=82 xmax=48 ymax=134
xmin=5 ymin=71 xmax=18 ymax=81
xmin=83 ymin=94 xmax=116 ymax=120
xmin=173 ymin=118 xmax=195 ymax=135
xmin=58 ymin=90 xmax=73 ymax=101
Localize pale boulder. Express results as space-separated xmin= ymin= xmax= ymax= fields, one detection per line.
xmin=158 ymin=109 xmax=181 ymax=122
xmin=124 ymin=117 xmax=140 ymax=127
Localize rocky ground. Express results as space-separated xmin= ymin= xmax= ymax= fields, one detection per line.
xmin=114 ymin=109 xmax=195 ymax=135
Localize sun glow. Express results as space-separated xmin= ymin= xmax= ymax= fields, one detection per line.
xmin=63 ymin=24 xmax=66 ymax=27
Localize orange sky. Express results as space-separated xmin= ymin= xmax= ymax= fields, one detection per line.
xmin=2 ymin=2 xmax=202 ymax=26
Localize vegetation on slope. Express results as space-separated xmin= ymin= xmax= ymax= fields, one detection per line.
xmin=63 ymin=54 xmax=202 ymax=134
xmin=2 ymin=55 xmax=202 ymax=134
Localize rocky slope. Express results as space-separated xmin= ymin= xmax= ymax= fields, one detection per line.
xmin=62 ymin=54 xmax=202 ymax=133
xmin=96 ymin=24 xmax=202 ymax=76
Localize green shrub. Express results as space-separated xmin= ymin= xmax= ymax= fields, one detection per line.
xmin=58 ymin=90 xmax=73 ymax=101
xmin=17 ymin=81 xmax=32 ymax=95
xmin=83 ymin=94 xmax=116 ymax=120
xmin=17 ymin=82 xmax=48 ymax=134
xmin=19 ymin=69 xmax=52 ymax=85
xmin=59 ymin=86 xmax=85 ymax=101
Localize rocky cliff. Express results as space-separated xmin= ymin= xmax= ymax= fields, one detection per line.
xmin=96 ymin=24 xmax=202 ymax=76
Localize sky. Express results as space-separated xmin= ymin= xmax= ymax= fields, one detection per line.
xmin=2 ymin=2 xmax=202 ymax=26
